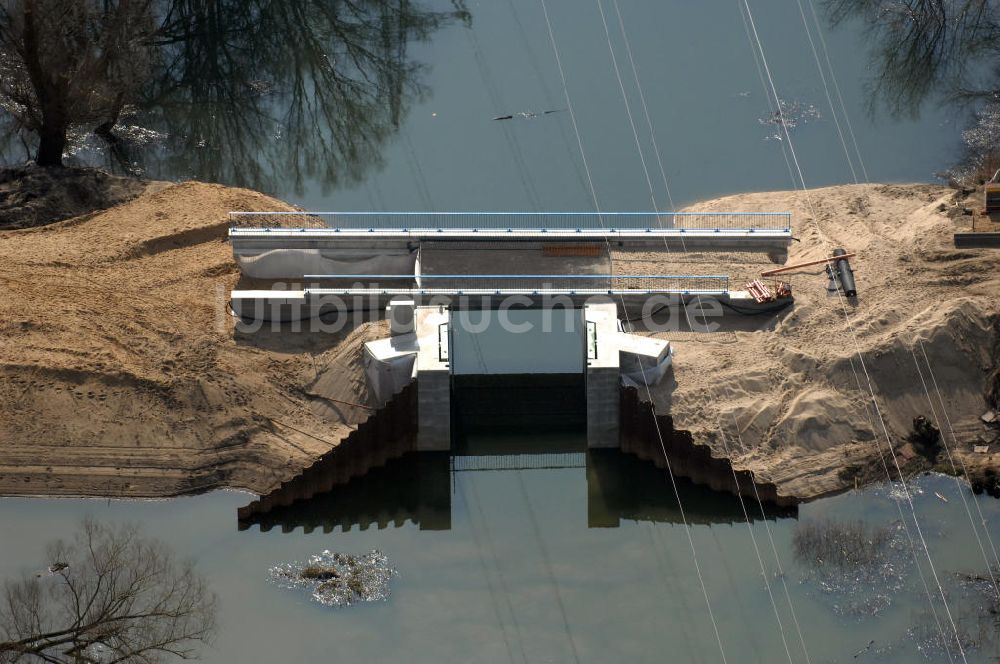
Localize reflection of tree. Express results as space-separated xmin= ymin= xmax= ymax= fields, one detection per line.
xmin=793 ymin=517 xmax=890 ymax=568
xmin=0 ymin=0 xmax=467 ymax=193
xmin=826 ymin=1 xmax=1000 ymax=183
xmin=138 ymin=0 xmax=466 ymax=195
xmin=825 ymin=0 xmax=1000 ymax=114
xmin=0 ymin=519 xmax=215 ymax=663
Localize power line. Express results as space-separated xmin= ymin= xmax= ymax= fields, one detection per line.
xmin=595 ymin=0 xmax=660 ymax=213
xmin=464 ymin=22 xmax=545 ymax=210
xmin=836 ymin=343 xmax=955 ymax=663
xmin=463 ymin=474 xmax=530 ymax=663
xmin=804 ymin=0 xmax=869 ymax=182
xmin=535 ymin=0 xmax=729 ymax=660
xmin=738 ymin=0 xmax=968 ymax=658
xmin=503 ymin=0 xmax=590 ymax=199
xmin=610 ymin=0 xmax=676 ymax=213
xmin=716 ymin=424 xmax=795 ymax=664
xmin=793 ymin=0 xmax=997 ymax=616
xmin=596 ymin=5 xmax=811 ymax=656
xmin=736 ymin=0 xmax=798 ymax=189
xmin=792 ymin=0 xmax=998 ymax=594
xmin=792 ymin=0 xmax=858 ymax=183
xmin=456 ymin=475 xmax=521 ymax=664
xmin=723 ymin=388 xmax=813 ymax=664
xmin=918 ymin=341 xmax=1000 ymax=577
xmin=515 ymin=469 xmax=581 ymax=663
xmin=911 ymin=345 xmax=1000 ymax=598
xmin=402 ymin=132 xmax=435 ymax=211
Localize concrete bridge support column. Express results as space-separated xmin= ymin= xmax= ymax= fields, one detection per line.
xmin=416 ymin=306 xmax=452 ymax=451
xmin=417 ymin=370 xmax=451 ymax=451
xmin=586 ymin=302 xmax=621 ymax=448
xmin=587 ymin=367 xmax=619 ymax=448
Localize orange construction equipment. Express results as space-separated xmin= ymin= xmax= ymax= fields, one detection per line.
xmin=746 ymin=279 xmax=773 ymax=303
xmin=744 ymin=279 xmax=792 ymax=303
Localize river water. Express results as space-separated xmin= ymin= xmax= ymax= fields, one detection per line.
xmin=2 ymin=437 xmax=999 ymax=663
xmin=340 ymin=0 xmax=959 ymax=213
xmin=46 ymin=0 xmax=961 ymax=212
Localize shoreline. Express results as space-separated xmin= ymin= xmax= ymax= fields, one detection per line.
xmin=0 ymin=178 xmax=997 ymax=502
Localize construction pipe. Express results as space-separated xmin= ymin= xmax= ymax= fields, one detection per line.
xmin=833 ymin=248 xmax=857 ymax=297
xmin=760 ymin=252 xmax=856 ymax=277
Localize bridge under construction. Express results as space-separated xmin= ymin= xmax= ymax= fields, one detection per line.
xmin=228 ymin=211 xmax=793 ymax=316
xmin=227 ymin=209 xmax=795 ymax=452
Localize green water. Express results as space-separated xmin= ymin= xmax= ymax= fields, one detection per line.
xmin=3 ymin=439 xmax=999 ymax=663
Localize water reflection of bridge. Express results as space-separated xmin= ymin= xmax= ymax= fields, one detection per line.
xmin=237 ymin=449 xmax=796 ymax=533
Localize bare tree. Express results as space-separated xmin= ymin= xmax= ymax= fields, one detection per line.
xmin=0 ymin=519 xmax=216 ymax=664
xmin=141 ymin=0 xmax=468 ymax=194
xmin=0 ymin=0 xmax=157 ymax=167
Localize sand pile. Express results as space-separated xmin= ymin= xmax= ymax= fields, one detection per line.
xmin=0 ymin=182 xmax=380 ymax=497
xmin=639 ymin=183 xmax=1000 ymax=500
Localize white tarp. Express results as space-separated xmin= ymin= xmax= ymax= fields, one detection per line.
xmin=235 ymin=248 xmax=417 ymax=280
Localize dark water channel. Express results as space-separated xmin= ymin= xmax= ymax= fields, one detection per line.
xmin=3 ymin=433 xmax=1000 ymax=663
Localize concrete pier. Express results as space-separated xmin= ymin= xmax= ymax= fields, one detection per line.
xmin=585 ymin=303 xmax=621 ymax=448
xmin=415 ymin=307 xmax=451 ymax=451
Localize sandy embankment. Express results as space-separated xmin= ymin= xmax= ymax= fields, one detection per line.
xmin=0 ymin=180 xmax=997 ymax=501
xmin=633 ymin=184 xmax=1000 ymax=499
xmin=0 ymin=182 xmax=385 ymax=497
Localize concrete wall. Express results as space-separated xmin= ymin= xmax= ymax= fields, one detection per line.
xmin=586 ymin=367 xmax=620 ymax=448
xmin=450 ymin=308 xmax=585 ymax=375
xmin=413 ymin=306 xmax=452 ymax=451
xmin=416 ymin=370 xmax=451 ymax=451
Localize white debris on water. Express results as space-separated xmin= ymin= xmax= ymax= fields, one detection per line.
xmin=907 ymin=616 xmax=980 ymax=661
xmin=758 ymin=99 xmax=821 ymax=140
xmin=873 ymin=478 xmax=925 ymax=502
xmin=268 ymin=549 xmax=397 ymax=607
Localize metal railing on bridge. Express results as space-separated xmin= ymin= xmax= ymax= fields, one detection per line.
xmin=301 ymin=273 xmax=731 ymax=295
xmin=229 ymin=211 xmax=791 ymax=232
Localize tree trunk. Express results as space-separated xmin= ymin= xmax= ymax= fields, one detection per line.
xmin=95 ymin=91 xmax=126 ymax=139
xmin=22 ymin=0 xmax=66 ymax=168
xmin=35 ymin=123 xmax=67 ymax=167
